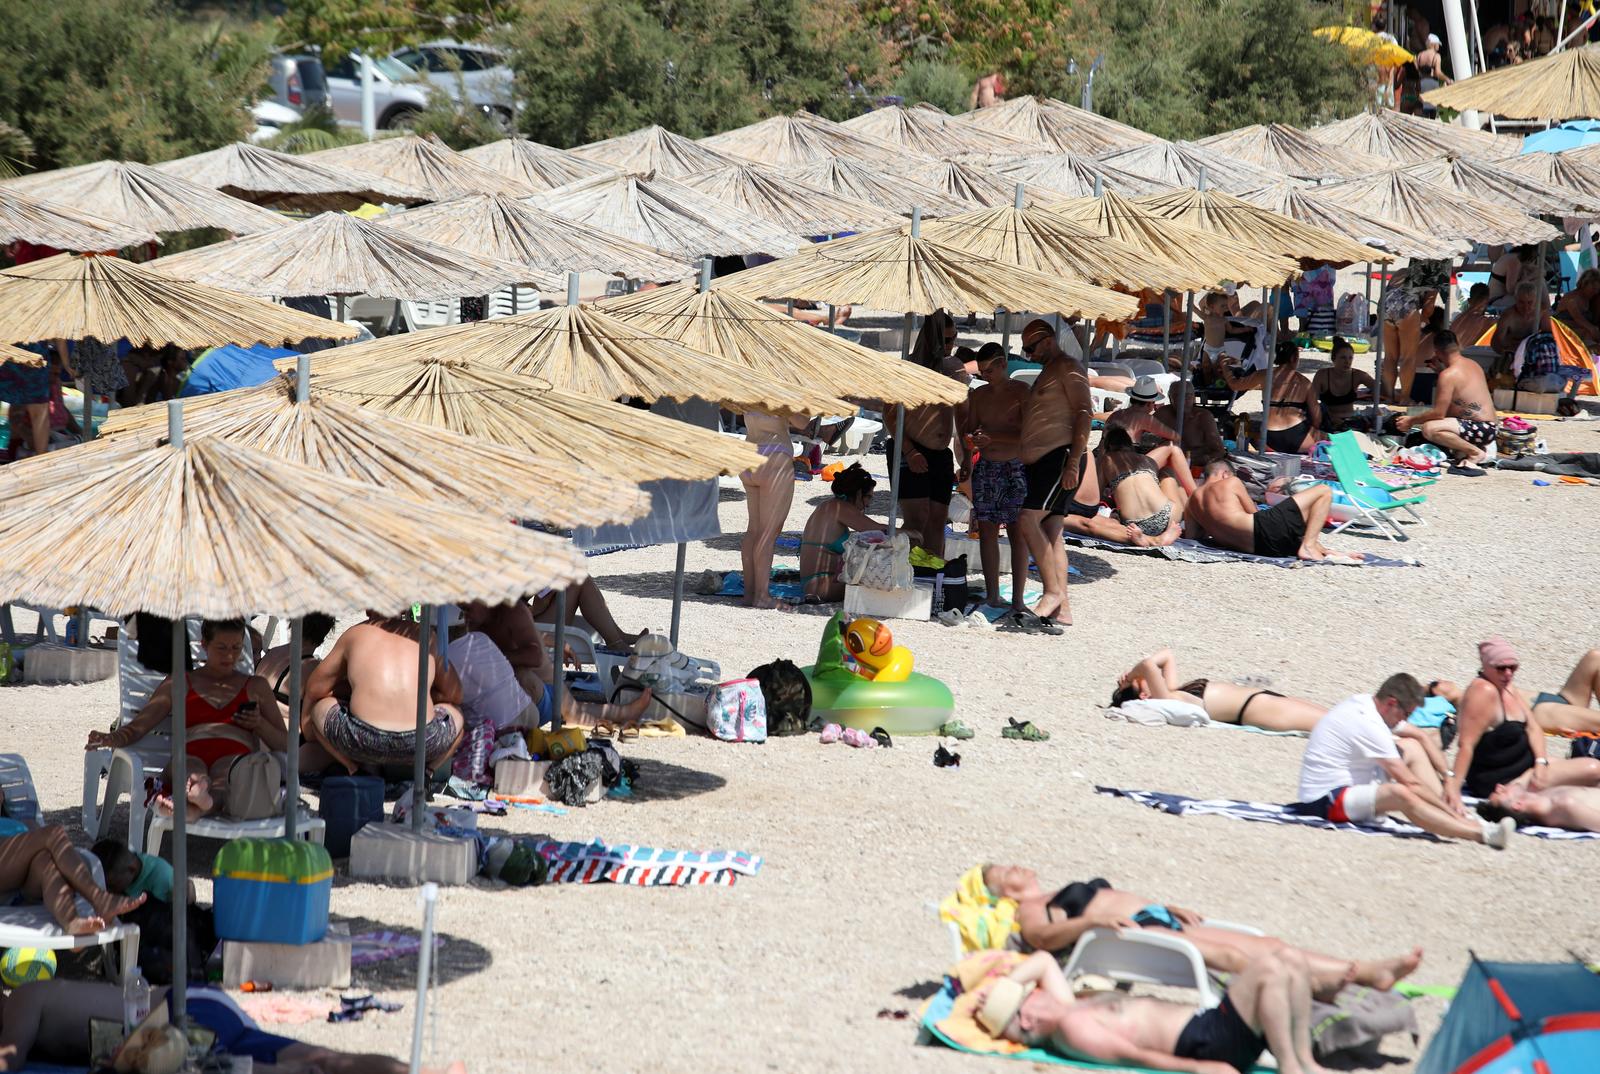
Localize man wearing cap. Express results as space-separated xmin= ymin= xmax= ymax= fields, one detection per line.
xmin=1015 ymin=319 xmax=1095 ymax=630
xmin=971 ymin=948 xmax=1326 ymax=1074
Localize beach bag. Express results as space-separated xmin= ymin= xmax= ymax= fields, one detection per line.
xmin=1571 ymin=735 xmax=1600 ymax=760
xmin=707 ymin=678 xmax=766 ymax=743
xmin=1335 ymin=293 xmax=1369 ymax=335
xmin=748 ymin=659 xmax=812 ymax=735
xmin=450 ymin=716 xmax=495 ymax=786
xmin=224 ymin=752 xmax=282 ymax=820
xmin=842 ymin=531 xmax=912 ymax=590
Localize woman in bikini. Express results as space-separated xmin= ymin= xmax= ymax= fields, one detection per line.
xmin=1309 ymin=337 xmax=1376 ymax=434
xmin=0 ymin=824 xmax=146 ymax=936
xmin=1222 ymin=340 xmax=1317 ymax=454
xmin=254 ymin=612 xmax=336 ymax=728
xmin=1096 ymin=427 xmax=1189 ymax=547
xmin=1380 ymin=281 xmax=1439 ymax=403
xmin=85 ymin=618 xmax=284 ymax=822
xmin=797 ymin=464 xmax=886 ymax=602
xmin=739 ymin=410 xmax=800 ymax=610
xmin=1529 ymin=646 xmax=1600 ymax=734
xmin=1110 ymin=648 xmax=1327 ymax=733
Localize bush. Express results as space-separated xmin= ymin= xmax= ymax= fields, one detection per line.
xmin=893 ymin=60 xmax=973 ymax=115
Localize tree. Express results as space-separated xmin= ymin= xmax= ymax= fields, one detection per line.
xmin=894 ymin=60 xmax=974 ymax=115
xmin=277 ymin=0 xmax=515 ymax=58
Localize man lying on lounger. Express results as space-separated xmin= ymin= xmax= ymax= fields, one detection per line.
xmin=1184 ymin=453 xmax=1359 ymax=563
xmin=974 ymin=948 xmax=1327 ymax=1074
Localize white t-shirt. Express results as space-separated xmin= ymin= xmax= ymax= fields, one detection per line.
xmin=1296 ymin=694 xmax=1400 ymax=801
xmin=447 ymin=631 xmax=531 ymax=731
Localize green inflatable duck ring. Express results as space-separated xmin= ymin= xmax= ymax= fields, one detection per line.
xmin=803 ymin=612 xmax=954 ymax=735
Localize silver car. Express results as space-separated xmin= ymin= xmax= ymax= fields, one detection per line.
xmin=390 ymin=40 xmax=517 ymax=128
xmin=322 ymin=52 xmax=431 ymax=129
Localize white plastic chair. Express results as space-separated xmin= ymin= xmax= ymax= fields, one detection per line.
xmin=1060 ymin=919 xmax=1265 ymax=1010
xmin=0 ymin=850 xmax=140 ymax=983
xmin=487 ymin=285 xmax=541 ymax=319
xmin=399 ymin=298 xmax=459 ymax=332
xmin=0 ymin=753 xmax=39 ymax=824
xmin=142 ymin=810 xmax=325 ymax=856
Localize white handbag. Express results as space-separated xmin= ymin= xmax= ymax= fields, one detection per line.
xmin=841 ymin=532 xmax=912 ymax=590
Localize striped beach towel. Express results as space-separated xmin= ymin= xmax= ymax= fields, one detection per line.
xmin=533 ymin=838 xmax=764 ymax=887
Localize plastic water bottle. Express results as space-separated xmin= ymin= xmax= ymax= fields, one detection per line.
xmin=123 ymin=967 xmax=150 ymax=1033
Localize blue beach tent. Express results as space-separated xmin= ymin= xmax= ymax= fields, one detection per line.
xmin=1416 ymin=958 xmax=1600 ymax=1074
xmin=179 ymin=344 xmax=296 ymax=398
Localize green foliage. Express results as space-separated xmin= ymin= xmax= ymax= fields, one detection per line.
xmin=278 ymin=0 xmax=513 ymax=59
xmin=0 ymin=0 xmax=267 ymax=170
xmin=893 ymin=59 xmax=973 ymax=115
xmin=262 ymin=105 xmax=370 ymax=154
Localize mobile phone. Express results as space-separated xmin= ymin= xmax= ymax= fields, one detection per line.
xmin=238 ymin=701 xmax=258 ymax=715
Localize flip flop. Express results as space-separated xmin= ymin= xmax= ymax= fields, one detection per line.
xmin=995 ymin=611 xmax=1042 ymax=635
xmin=870 ymin=727 xmax=893 ymax=749
xmin=1447 ymin=464 xmax=1486 ymax=477
xmin=939 ymin=719 xmax=975 ymax=740
xmin=1002 ymin=718 xmax=1050 ymax=742
xmin=933 ymin=745 xmax=961 ymax=768
xmin=1017 ymin=610 xmax=1064 ymax=636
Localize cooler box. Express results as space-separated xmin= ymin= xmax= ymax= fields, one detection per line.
xmin=318 ymin=775 xmax=385 ymax=858
xmin=214 ymin=839 xmax=332 ymax=945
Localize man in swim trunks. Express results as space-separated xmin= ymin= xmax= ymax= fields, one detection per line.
xmin=1395 ymin=330 xmax=1499 ymax=476
xmin=301 ymin=614 xmax=465 ymax=774
xmin=1014 ymin=320 xmax=1094 ymax=630
xmin=975 ymin=948 xmax=1327 ymax=1074
xmin=960 ymin=343 xmax=1032 ymax=619
xmin=1184 ymin=454 xmax=1354 ymax=563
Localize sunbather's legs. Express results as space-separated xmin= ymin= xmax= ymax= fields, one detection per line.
xmin=1532 ymin=649 xmax=1600 ymax=732
xmin=517 ymin=668 xmax=653 ymax=731
xmin=977 ymin=520 xmax=1004 ymax=607
xmin=1146 ymin=445 xmax=1197 ymax=495
xmin=1224 ymin=950 xmax=1325 ymax=1074
xmin=1158 ymin=477 xmax=1189 ymax=525
xmin=1397 ymin=738 xmax=1445 ymax=797
xmin=1174 ymin=924 xmax=1420 ymax=997
xmin=3 ymin=826 xmax=146 ymax=932
xmin=1538 ymin=757 xmax=1600 ymax=788
xmin=739 ymin=451 xmax=794 ymax=610
xmin=1374 ymin=783 xmax=1489 ymax=842
xmin=1241 ymin=695 xmax=1326 ymax=734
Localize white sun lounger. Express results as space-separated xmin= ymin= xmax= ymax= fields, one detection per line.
xmin=0 ymin=846 xmax=140 ymax=983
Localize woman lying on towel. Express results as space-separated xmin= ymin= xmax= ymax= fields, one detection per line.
xmin=1111 ymin=648 xmax=1327 ymax=733
xmin=981 ymin=865 xmax=1421 ymax=999
xmin=0 ymin=825 xmax=146 ymax=936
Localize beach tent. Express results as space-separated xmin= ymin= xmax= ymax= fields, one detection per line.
xmin=462 ymin=137 xmax=616 ymax=192
xmin=1521 ymin=120 xmax=1600 ymax=154
xmin=1415 ymin=958 xmax=1600 ymax=1074
xmin=179 ymin=343 xmax=295 ymax=397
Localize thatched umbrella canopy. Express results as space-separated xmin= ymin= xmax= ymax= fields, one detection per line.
xmin=677 ymin=164 xmax=901 ymax=235
xmin=1134 ymin=187 xmax=1390 ymax=268
xmin=1094 ymin=140 xmax=1286 ymax=194
xmin=0 ymin=432 xmax=588 ymax=621
xmin=148 ymin=211 xmax=552 ymax=300
xmin=717 ymin=229 xmax=1140 ymax=319
xmin=989 ymin=152 xmax=1169 ymax=199
xmin=1423 ymin=43 xmax=1600 ymax=120
xmin=903 ymin=159 xmax=1043 ymax=208
xmin=699 ymin=111 xmax=905 ymax=167
xmin=775 ymin=158 xmax=972 ymax=217
xmin=528 ymin=170 xmax=801 ymax=259
xmin=1316 ymin=169 xmax=1559 ymax=247
xmin=0 ymin=188 xmax=156 ymax=250
xmin=1235 ymin=182 xmax=1467 ymax=260
xmin=1051 ymin=190 xmax=1300 ymax=287
xmin=0 ymin=254 xmax=359 ymax=347
xmin=290 ymin=356 xmax=762 ymax=481
xmin=912 ymin=205 xmax=1211 ymax=292
xmin=952 ymin=96 xmax=1157 ymax=155
xmin=1500 ymin=148 xmax=1600 ymax=204
xmin=570 ymin=125 xmax=742 ymax=178
xmin=97 ymin=373 xmax=648 ymax=529
xmin=380 ymin=193 xmax=689 ymax=282
xmin=1 ymin=161 xmax=285 ymax=236
xmin=304 ymin=134 xmax=537 ymax=199
xmin=307 ymin=302 xmax=849 ymax=415
xmin=839 ymin=105 xmax=1035 ymax=158
xmin=461 ymin=138 xmax=616 ymax=192
xmin=151 ymin=142 xmax=428 ymax=213
xmin=598 ymin=282 xmax=970 ymax=407
xmin=1306 ymin=109 xmax=1519 ymax=165
xmin=1398 ymin=154 xmax=1600 ymax=216
xmin=1195 ymin=123 xmax=1386 ymax=181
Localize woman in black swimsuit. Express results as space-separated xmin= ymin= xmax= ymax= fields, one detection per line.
xmin=254 ymin=613 xmax=337 ymax=726
xmin=1309 ymin=337 xmax=1376 ymax=433
xmin=1111 ymin=648 xmax=1327 ymax=732
xmin=1222 ymin=341 xmax=1317 ymax=454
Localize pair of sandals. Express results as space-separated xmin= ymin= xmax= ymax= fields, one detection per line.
xmin=995 ymin=608 xmax=1065 ymax=636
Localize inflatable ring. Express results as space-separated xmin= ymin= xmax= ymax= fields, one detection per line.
xmin=801 ymin=612 xmax=953 ymax=735
xmin=1312 ymin=336 xmax=1370 ymax=353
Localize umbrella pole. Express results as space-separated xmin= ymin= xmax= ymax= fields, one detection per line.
xmin=285 ymin=617 xmax=303 ymax=840
xmin=79 ymin=376 xmax=92 ymax=443
xmin=164 ymin=401 xmax=187 ymax=1028
xmin=1176 ymin=290 xmax=1195 ymax=446
xmin=886 ymin=315 xmax=912 ymax=537
xmin=411 ymin=606 xmax=431 ymax=833
xmin=408 ymin=881 xmax=438 ymax=1074
xmin=1161 ymin=290 xmax=1173 ymax=371
xmin=1372 ymin=272 xmax=1388 ymax=433
xmin=670 ymin=543 xmax=687 ymax=647
xmin=550 ymin=591 xmax=566 ymax=731
xmin=1258 ymin=287 xmax=1279 ymax=453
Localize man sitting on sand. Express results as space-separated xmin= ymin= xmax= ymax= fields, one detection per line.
xmin=1394 ymin=330 xmax=1498 ymax=477
xmin=1478 ymin=784 xmax=1600 ymax=833
xmin=1289 ymin=673 xmax=1515 ymax=848
xmin=973 ymin=948 xmax=1328 ymax=1074
xmin=1184 ymin=453 xmax=1356 ymax=563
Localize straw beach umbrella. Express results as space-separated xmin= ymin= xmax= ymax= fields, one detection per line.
xmin=152 ymin=142 xmax=428 ymax=212
xmin=529 ymin=171 xmax=801 ymax=260
xmin=1316 ymin=170 xmax=1560 ymax=247
xmin=0 ymin=188 xmax=156 ymax=250
xmin=776 ymin=158 xmax=972 ymax=217
xmin=1094 ymin=140 xmax=1285 ymax=194
xmin=1397 ymin=154 xmax=1600 ymax=216
xmin=571 ymin=124 xmax=742 ymax=178
xmin=381 ymin=193 xmax=689 ymax=283
xmin=676 ymin=164 xmax=901 ymax=235
xmin=462 ymin=137 xmax=616 ymax=192
xmin=1498 ymin=149 xmax=1600 ymax=204
xmin=149 ymin=211 xmax=553 ymax=299
xmin=1196 ymin=123 xmax=1386 ymax=181
xmin=952 ymin=96 xmax=1157 ymax=155
xmin=1134 ymin=187 xmax=1386 ymax=268
xmin=699 ymin=111 xmax=905 ymax=167
xmin=1 ymin=160 xmax=285 ymax=236
xmin=903 ymin=159 xmax=1042 ymax=208
xmin=1235 ymin=182 xmax=1467 ymax=260
xmin=304 ymin=134 xmax=537 ymax=199
xmin=989 ymin=152 xmax=1169 ymax=199
xmin=839 ymin=105 xmax=1035 ymax=159
xmin=1306 ymin=109 xmax=1520 ymax=164
xmin=1423 ymin=43 xmax=1600 ymax=120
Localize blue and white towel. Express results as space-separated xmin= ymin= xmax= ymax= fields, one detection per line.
xmin=1065 ymin=533 xmax=1419 ymax=568
xmin=534 ymin=838 xmax=764 ymax=886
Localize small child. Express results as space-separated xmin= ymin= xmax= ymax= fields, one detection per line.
xmin=91 ymin=838 xmax=193 ymax=905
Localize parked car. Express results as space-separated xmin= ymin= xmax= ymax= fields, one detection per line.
xmin=390 ymin=40 xmax=517 ymax=128
xmin=322 ymin=52 xmax=430 ymax=130
xmin=247 ymin=100 xmax=303 ymax=144
xmin=267 ymin=54 xmax=328 ymax=114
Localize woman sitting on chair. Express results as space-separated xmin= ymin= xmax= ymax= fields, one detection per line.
xmin=1309 ymin=338 xmax=1376 ymax=434
xmin=1222 ymin=341 xmax=1318 ymax=454
xmin=798 ymin=464 xmax=887 ymax=603
xmin=85 ymin=619 xmax=283 ymax=823
xmin=1110 ymin=648 xmax=1327 ymax=733
xmin=0 ymin=825 xmax=145 ymax=935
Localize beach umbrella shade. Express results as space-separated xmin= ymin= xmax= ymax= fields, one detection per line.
xmin=570 ymin=125 xmax=744 ymax=179
xmin=1424 ymin=43 xmax=1600 ymax=120
xmin=147 ymin=211 xmax=554 ymax=300
xmin=951 ymin=96 xmax=1158 ymax=156
xmin=775 ymin=158 xmax=972 ymax=217
xmin=1498 ymin=147 xmax=1600 ymax=204
xmin=1094 ymin=140 xmax=1288 ymax=194
xmin=839 ymin=105 xmax=1037 ymax=159
xmin=902 ymin=159 xmax=1049 ymax=208
xmin=1235 ymin=182 xmax=1467 ymax=260
xmin=0 ymin=188 xmax=156 ymax=251
xmin=598 ymin=281 xmax=970 ymax=407
xmin=1520 ymin=120 xmax=1600 ymax=154
xmin=528 ymin=170 xmax=801 ymax=260
xmin=461 ymin=138 xmax=617 ymax=192
xmin=1135 ymin=187 xmax=1393 ymax=268
xmin=1316 ymin=169 xmax=1560 ymax=247
xmin=1314 ymin=25 xmax=1414 ymax=67
xmin=1 ymin=160 xmax=285 ymax=237
xmin=1306 ymin=109 xmax=1521 ymax=165
xmin=676 ymin=164 xmax=902 ymax=235
xmin=1195 ymin=122 xmax=1388 ymax=181
xmin=698 ymin=111 xmax=907 ymax=167
xmin=379 ymin=193 xmax=689 ymax=282
xmin=1398 ymin=153 xmax=1600 ymax=216
xmin=0 ymin=254 xmax=360 ymax=348
xmin=302 ymin=134 xmax=537 ymax=199
xmin=989 ymin=152 xmax=1170 ymax=199
xmin=151 ymin=142 xmax=429 ymax=213
xmin=98 ymin=370 xmax=649 ymax=529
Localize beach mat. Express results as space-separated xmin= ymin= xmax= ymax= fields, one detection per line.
xmin=1095 ymin=786 xmax=1600 ymax=842
xmin=535 ymin=838 xmax=763 ymax=887
xmin=705 ymin=569 xmax=807 ymax=604
xmin=1064 ymin=533 xmax=1418 ymax=568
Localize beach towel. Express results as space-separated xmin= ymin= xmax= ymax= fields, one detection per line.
xmin=939 ymin=865 xmax=1019 ymax=954
xmin=1095 ymin=786 xmax=1600 ymax=842
xmin=350 ymin=929 xmax=444 ymax=969
xmin=1496 ymin=452 xmax=1600 ymax=478
xmin=708 ymin=569 xmax=808 ymax=604
xmin=1063 ymin=533 xmax=1419 ymax=568
xmin=1103 ymin=699 xmax=1210 ymax=727
xmin=533 ymin=838 xmax=763 ymax=887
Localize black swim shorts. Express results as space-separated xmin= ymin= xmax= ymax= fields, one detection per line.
xmin=892 ymin=440 xmax=956 ymax=506
xmin=1022 ymin=447 xmax=1095 ymax=517
xmin=1173 ymin=996 xmax=1267 ymax=1073
xmin=1252 ymin=496 xmax=1306 ymax=558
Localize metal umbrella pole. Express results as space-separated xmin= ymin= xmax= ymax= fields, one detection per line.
xmin=665 ymin=258 xmax=718 ymax=647
xmin=284 ymin=617 xmax=303 ymax=840
xmin=1175 ymin=290 xmax=1195 ymax=445
xmin=411 ymin=606 xmax=431 ymax=832
xmin=884 ymin=207 xmax=923 ymax=537
xmin=164 ymin=399 xmax=188 ymax=1028
xmin=408 ymin=882 xmax=438 ymax=1074
xmin=1372 ymin=271 xmax=1389 ymax=433
xmin=1256 ymin=286 xmax=1280 ymax=453
xmin=549 ymin=590 xmax=566 ymax=730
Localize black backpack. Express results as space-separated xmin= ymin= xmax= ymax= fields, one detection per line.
xmin=748 ymin=659 xmax=813 ymax=736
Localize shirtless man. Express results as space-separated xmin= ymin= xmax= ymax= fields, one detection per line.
xmin=1395 ymin=330 xmax=1498 ymax=476
xmin=1497 ymin=280 xmax=1591 ymax=413
xmin=897 ymin=313 xmax=963 ymax=559
xmin=1479 ymin=783 xmax=1600 ymax=833
xmin=960 ymin=343 xmax=1032 ymax=619
xmin=1015 ymin=319 xmax=1094 ymax=631
xmin=1185 ymin=454 xmax=1355 ymax=563
xmin=976 ymin=949 xmax=1328 ymax=1074
xmin=1449 ymin=282 xmax=1493 ymax=350
xmin=301 ymin=614 xmax=465 ymax=774
xmin=1556 ymin=269 xmax=1600 ymax=350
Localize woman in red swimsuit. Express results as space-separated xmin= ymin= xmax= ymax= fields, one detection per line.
xmin=86 ymin=619 xmax=284 ymax=822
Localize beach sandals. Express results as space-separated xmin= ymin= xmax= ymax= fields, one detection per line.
xmin=939 ymin=719 xmax=975 ymax=740
xmin=821 ymin=723 xmax=878 ymax=749
xmin=933 ymin=745 xmax=961 ymax=768
xmin=1002 ymin=718 xmax=1050 ymax=742
xmin=996 ymin=609 xmax=1063 ymax=636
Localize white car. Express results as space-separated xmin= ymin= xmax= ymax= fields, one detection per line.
xmin=390 ymin=40 xmax=517 ymax=128
xmin=248 ymin=100 xmax=303 ymax=144
xmin=322 ymin=52 xmax=431 ymax=130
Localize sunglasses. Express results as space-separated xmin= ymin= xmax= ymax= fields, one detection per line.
xmin=1021 ymin=340 xmax=1039 ymax=355
xmin=1494 ymin=663 xmax=1519 ymax=673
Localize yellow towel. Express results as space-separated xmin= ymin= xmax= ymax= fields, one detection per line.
xmin=939 ymin=865 xmax=1020 ymax=954
xmin=924 ymin=951 xmax=1029 ymax=1055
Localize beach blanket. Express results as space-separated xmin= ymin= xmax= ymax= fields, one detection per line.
xmin=1064 ymin=533 xmax=1418 ymax=568
xmin=1496 ymin=452 xmax=1600 ymax=478
xmin=350 ymin=929 xmax=444 ymax=969
xmin=709 ymin=569 xmax=807 ymax=604
xmin=1095 ymin=786 xmax=1600 ymax=842
xmin=533 ymin=838 xmax=763 ymax=887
